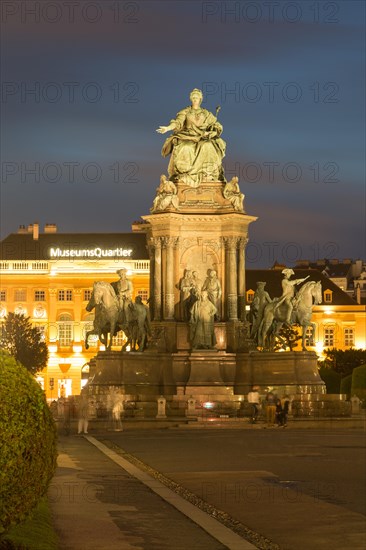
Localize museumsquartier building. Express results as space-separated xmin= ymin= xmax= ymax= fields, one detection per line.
xmin=0 ymin=222 xmax=364 ymax=400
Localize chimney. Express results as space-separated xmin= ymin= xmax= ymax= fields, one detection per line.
xmin=27 ymin=224 xmax=33 ymax=233
xmin=33 ymin=223 xmax=39 ymax=240
xmin=44 ymin=224 xmax=58 ymax=234
xmin=356 ymin=284 xmax=361 ymax=304
xmin=17 ymin=225 xmax=27 ymax=234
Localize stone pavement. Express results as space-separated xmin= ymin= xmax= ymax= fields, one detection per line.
xmin=50 ymin=417 xmax=365 ymax=549
xmin=50 ymin=435 xmax=255 ymax=550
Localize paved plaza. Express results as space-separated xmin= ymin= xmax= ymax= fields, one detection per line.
xmin=50 ymin=421 xmax=366 ymax=549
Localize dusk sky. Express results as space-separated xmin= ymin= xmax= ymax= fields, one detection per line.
xmin=1 ymin=0 xmax=365 ymax=268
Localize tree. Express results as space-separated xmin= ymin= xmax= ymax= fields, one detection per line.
xmin=318 ymin=348 xmax=366 ymax=378
xmin=0 ymin=313 xmax=48 ymax=375
xmin=272 ymin=324 xmax=302 ymax=352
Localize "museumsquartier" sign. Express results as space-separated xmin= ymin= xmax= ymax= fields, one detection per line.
xmin=49 ymin=247 xmax=133 ymax=258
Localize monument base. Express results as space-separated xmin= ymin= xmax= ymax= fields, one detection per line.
xmin=88 ymin=349 xmax=332 ymax=418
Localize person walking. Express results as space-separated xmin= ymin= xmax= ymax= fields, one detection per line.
xmin=275 ymin=398 xmax=284 ymax=427
xmin=281 ymin=394 xmax=290 ymax=427
xmin=77 ymin=390 xmax=89 ymax=434
xmin=247 ymin=386 xmax=260 ymax=424
xmin=265 ymin=390 xmax=276 ymax=427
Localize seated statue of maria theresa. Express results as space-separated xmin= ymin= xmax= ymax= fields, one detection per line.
xmin=156 ymin=88 xmax=226 ymax=187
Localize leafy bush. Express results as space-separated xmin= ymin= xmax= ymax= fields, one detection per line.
xmin=0 ymin=351 xmax=57 ymax=534
xmin=351 ymin=363 xmax=366 ymax=401
xmin=318 ymin=366 xmax=341 ymax=394
xmin=340 ymin=374 xmax=352 ymax=398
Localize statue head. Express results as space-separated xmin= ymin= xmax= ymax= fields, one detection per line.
xmin=116 ymin=268 xmax=127 ymax=278
xmin=282 ymin=268 xmax=294 ymax=278
xmin=189 ymin=88 xmax=203 ymax=106
xmin=256 ymin=281 xmax=266 ymax=288
xmin=135 ymin=295 xmax=143 ymax=304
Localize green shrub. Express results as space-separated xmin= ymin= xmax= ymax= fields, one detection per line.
xmin=0 ymin=351 xmax=57 ymax=534
xmin=340 ymin=374 xmax=352 ymax=398
xmin=318 ymin=366 xmax=342 ymax=394
xmin=351 ymin=363 xmax=366 ymax=401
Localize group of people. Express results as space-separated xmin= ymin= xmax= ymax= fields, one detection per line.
xmin=179 ymin=268 xmax=222 ymax=321
xmin=247 ymin=387 xmax=290 ymax=427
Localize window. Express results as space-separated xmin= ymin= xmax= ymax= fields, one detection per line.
xmin=324 ymin=327 xmax=335 ymax=347
xmin=137 ymin=289 xmax=149 ymax=302
xmin=34 ymin=290 xmax=46 ymax=301
xmin=14 ymin=289 xmax=26 ymax=301
xmin=344 ymin=328 xmax=355 ymax=347
xmin=58 ymin=314 xmax=73 ymax=345
xmin=246 ymin=290 xmax=255 ymax=303
xmin=83 ymin=316 xmax=97 ymax=348
xmin=112 ymin=330 xmax=126 ymax=348
xmin=324 ymin=290 xmax=333 ymax=303
xmin=0 ymin=290 xmax=6 ymax=302
xmin=304 ymin=326 xmax=316 ymax=347
xmin=35 ymin=325 xmax=46 ymax=341
xmin=58 ymin=290 xmax=73 ymax=301
xmin=83 ymin=289 xmax=92 ymax=301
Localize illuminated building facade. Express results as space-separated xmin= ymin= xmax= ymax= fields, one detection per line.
xmin=0 ymin=223 xmax=149 ymax=399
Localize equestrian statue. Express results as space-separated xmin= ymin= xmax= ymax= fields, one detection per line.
xmin=84 ymin=270 xmax=151 ymax=352
xmin=251 ymin=269 xmax=322 ymax=352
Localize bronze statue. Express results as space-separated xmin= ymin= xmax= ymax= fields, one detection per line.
xmin=156 ymin=88 xmax=226 ymax=186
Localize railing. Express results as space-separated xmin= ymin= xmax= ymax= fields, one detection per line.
xmin=0 ymin=261 xmax=50 ymax=271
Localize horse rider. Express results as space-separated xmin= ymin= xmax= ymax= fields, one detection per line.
xmin=111 ymin=268 xmax=134 ymax=321
xmin=275 ymin=268 xmax=309 ymax=325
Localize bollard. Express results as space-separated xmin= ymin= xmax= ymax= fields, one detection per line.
xmin=186 ymin=396 xmax=196 ymax=418
xmin=156 ymin=396 xmax=167 ymax=419
xmin=351 ymin=395 xmax=361 ymax=415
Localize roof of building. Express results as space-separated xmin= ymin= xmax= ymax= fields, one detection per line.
xmin=295 ymin=259 xmax=352 ymax=278
xmin=246 ymin=268 xmax=357 ymax=306
xmin=0 ymin=232 xmax=149 ymax=261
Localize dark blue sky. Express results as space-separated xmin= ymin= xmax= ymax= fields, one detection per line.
xmin=1 ymin=0 xmax=365 ymax=267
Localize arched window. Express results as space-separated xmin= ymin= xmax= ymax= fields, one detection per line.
xmin=58 ymin=313 xmax=73 ymax=346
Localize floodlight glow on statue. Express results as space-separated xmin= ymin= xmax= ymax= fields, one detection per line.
xmin=156 ymin=88 xmax=226 ymax=187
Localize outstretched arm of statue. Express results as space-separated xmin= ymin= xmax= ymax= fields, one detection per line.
xmin=295 ymin=275 xmax=310 ymax=285
xmin=156 ymin=122 xmax=177 ymax=134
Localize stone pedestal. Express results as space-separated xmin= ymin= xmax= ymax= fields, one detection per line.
xmin=235 ymin=351 xmax=325 ymax=394
xmin=142 ymin=181 xmax=257 ymax=345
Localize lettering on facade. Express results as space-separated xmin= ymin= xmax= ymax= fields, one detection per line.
xmin=49 ymin=247 xmax=133 ymax=259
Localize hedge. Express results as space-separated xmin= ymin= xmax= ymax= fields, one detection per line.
xmin=340 ymin=374 xmax=352 ymax=398
xmin=318 ymin=366 xmax=341 ymax=394
xmin=351 ymin=364 xmax=366 ymax=401
xmin=0 ymin=351 xmax=57 ymax=533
